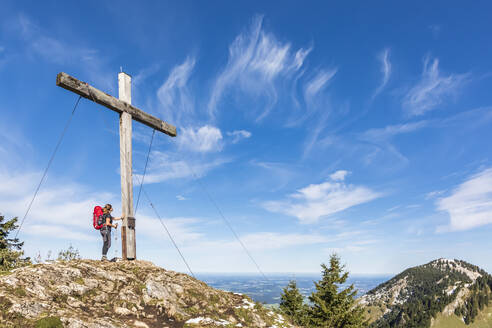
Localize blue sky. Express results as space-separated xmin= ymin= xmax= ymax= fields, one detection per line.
xmin=1 ymin=1 xmax=492 ymax=275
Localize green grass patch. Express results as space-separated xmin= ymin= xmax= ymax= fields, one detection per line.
xmin=432 ymin=304 xmax=492 ymax=328
xmin=13 ymin=286 xmax=26 ymax=297
xmin=364 ymin=305 xmax=386 ymax=324
xmin=35 ymin=316 xmax=63 ymax=328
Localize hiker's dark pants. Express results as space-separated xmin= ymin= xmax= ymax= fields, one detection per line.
xmin=100 ymin=229 xmax=111 ymax=256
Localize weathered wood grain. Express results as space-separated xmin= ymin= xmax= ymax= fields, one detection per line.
xmin=119 ymin=72 xmax=136 ymax=260
xmin=56 ymin=72 xmax=177 ymax=137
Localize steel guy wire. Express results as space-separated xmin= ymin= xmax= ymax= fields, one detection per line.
xmin=15 ymin=96 xmax=82 ymax=239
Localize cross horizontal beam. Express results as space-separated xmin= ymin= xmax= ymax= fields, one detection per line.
xmin=56 ymin=72 xmax=177 ymax=137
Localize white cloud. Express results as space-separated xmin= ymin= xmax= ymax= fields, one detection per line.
xmin=362 ymin=121 xmax=428 ymax=142
xmin=324 ymin=239 xmax=380 ymax=254
xmin=176 ymin=195 xmax=187 ymax=201
xmin=0 ymin=168 xmax=203 ymax=245
xmin=23 ymin=225 xmax=96 ymax=241
xmin=133 ymin=63 xmax=161 ymax=86
xmin=183 ymin=232 xmax=332 ymax=253
xmin=136 ymin=150 xmax=230 ymax=184
xmin=298 ymin=69 xmax=339 ymax=157
xmin=426 ymin=190 xmax=445 ymax=199
xmin=135 ymin=214 xmax=203 ymax=243
xmin=359 ymin=121 xmax=428 ymax=165
xmin=250 ymin=160 xmax=297 ymax=191
xmin=403 ymin=56 xmax=468 ymax=116
xmin=235 ymin=232 xmax=329 ymax=250
xmin=0 ymin=170 xmax=114 ymax=241
xmin=262 ymin=178 xmax=381 ymax=223
xmin=437 ymin=168 xmax=492 ymax=232
xmin=208 ymin=15 xmax=311 ymax=121
xmin=157 ymin=57 xmax=195 ymax=126
xmin=373 ymin=48 xmax=391 ymax=98
xmin=304 ymin=69 xmax=337 ymax=103
xmin=301 ymin=110 xmax=330 ymax=158
xmin=227 ymin=130 xmax=252 ymax=144
xmin=178 ymin=125 xmax=223 ymax=152
xmin=330 ymin=170 xmax=350 ymax=181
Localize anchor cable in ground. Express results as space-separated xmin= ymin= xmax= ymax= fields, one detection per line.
xmin=15 ymin=95 xmax=82 ymax=239
xmin=186 ymin=163 xmax=268 ymax=281
xmin=135 ymin=176 xmax=195 ymax=279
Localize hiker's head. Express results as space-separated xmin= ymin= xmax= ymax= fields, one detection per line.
xmin=103 ymin=204 xmax=113 ymax=214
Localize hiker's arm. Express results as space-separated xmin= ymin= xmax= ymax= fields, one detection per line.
xmin=105 ymin=217 xmax=118 ymax=228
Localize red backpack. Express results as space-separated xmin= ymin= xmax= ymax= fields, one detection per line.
xmin=93 ymin=206 xmax=104 ymax=230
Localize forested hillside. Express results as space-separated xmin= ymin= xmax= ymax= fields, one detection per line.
xmin=359 ymin=259 xmax=492 ymax=328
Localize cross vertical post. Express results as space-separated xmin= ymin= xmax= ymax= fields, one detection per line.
xmin=56 ymin=71 xmax=177 ymax=261
xmin=118 ymin=72 xmax=136 ymax=260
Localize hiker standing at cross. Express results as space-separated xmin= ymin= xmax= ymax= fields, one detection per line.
xmin=56 ymin=71 xmax=177 ymax=260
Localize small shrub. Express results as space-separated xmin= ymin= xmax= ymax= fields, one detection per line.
xmin=35 ymin=316 xmax=63 ymax=328
xmin=57 ymin=244 xmax=81 ymax=261
xmin=13 ymin=286 xmax=26 ymax=297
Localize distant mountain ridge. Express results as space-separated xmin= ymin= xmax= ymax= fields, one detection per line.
xmin=359 ymin=258 xmax=492 ymax=327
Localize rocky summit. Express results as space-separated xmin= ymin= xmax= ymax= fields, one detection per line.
xmin=0 ymin=260 xmax=291 ymax=328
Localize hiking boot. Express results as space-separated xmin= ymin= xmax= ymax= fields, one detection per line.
xmin=101 ymin=255 xmax=108 ymax=261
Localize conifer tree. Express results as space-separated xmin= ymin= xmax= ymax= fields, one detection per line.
xmin=280 ymin=280 xmax=308 ymax=326
xmin=0 ymin=215 xmax=29 ymax=271
xmin=307 ymin=254 xmax=366 ymax=328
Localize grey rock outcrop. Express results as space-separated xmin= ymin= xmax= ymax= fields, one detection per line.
xmin=0 ymin=260 xmax=290 ymax=328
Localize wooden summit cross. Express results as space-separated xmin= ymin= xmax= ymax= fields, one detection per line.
xmin=56 ymin=72 xmax=177 ymax=260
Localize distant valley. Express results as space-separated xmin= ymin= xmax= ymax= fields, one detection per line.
xmin=198 ymin=273 xmax=390 ymax=305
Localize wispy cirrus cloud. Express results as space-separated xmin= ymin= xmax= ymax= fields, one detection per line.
xmin=403 ymin=56 xmax=468 ymax=116
xmin=0 ymin=46 xmax=6 ymax=69
xmin=372 ymin=48 xmax=391 ymax=99
xmin=227 ymin=130 xmax=252 ymax=144
xmin=437 ymin=168 xmax=492 ymax=232
xmin=361 ymin=121 xmax=428 ymax=142
xmin=301 ymin=109 xmax=331 ymax=159
xmin=208 ymin=15 xmax=312 ymax=121
xmin=300 ymin=69 xmax=338 ymax=121
xmin=157 ymin=57 xmax=196 ymax=126
xmin=304 ymin=69 xmax=337 ymax=104
xmin=12 ymin=14 xmax=113 ymax=91
xmin=262 ymin=172 xmax=381 ymax=223
xmin=359 ymin=121 xmax=428 ymax=164
xmin=250 ymin=160 xmax=298 ymax=191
